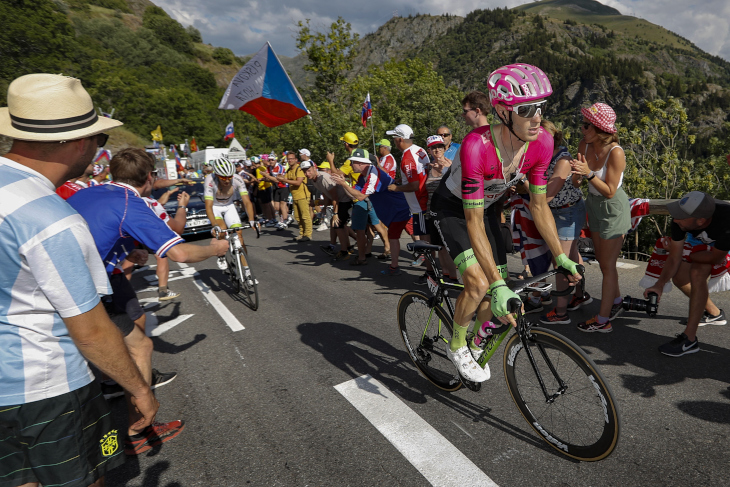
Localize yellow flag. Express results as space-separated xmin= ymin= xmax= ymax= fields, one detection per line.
xmin=150 ymin=125 xmax=163 ymax=141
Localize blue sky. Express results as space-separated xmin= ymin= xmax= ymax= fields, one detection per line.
xmin=154 ymin=0 xmax=730 ymax=61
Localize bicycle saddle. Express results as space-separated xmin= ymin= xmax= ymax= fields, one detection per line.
xmin=407 ymin=241 xmax=442 ymax=253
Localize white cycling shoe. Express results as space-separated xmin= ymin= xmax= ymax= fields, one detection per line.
xmin=447 ymin=346 xmax=490 ymax=382
xmin=216 ymin=257 xmax=228 ymax=271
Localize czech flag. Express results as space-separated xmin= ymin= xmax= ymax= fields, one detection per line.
xmin=224 ymin=122 xmax=234 ymax=141
xmin=219 ymin=42 xmax=309 ymax=128
xmin=361 ymin=93 xmax=372 ymax=127
xmin=171 ymin=145 xmax=185 ymax=173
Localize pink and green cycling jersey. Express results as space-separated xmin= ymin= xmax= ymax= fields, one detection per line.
xmin=441 ymin=125 xmax=553 ymax=210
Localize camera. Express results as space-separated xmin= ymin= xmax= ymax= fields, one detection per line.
xmin=622 ymin=293 xmax=659 ymax=317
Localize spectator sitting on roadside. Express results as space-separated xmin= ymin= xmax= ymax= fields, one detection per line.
xmin=0 ymin=72 xmax=157 ymax=486
xmin=645 ymin=192 xmax=729 ymax=357
xmin=68 ymin=148 xmax=228 ymax=455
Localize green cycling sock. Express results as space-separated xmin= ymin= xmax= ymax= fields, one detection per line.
xmin=450 ymin=322 xmax=470 ymax=352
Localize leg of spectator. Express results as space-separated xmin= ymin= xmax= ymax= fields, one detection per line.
xmin=374 ymin=222 xmax=390 ymax=254
xmin=157 ymin=255 xmax=168 ymax=290
xmin=672 ymin=261 xmax=720 ymax=316
xmin=594 ymin=234 xmax=624 ymax=319
xmin=390 ymin=238 xmax=400 ymax=269
xmin=123 ymin=326 xmax=153 ymax=435
xmin=122 ymin=259 xmax=135 ymax=281
xmin=301 ymin=200 xmax=312 ymax=237
xmin=356 ymin=230 xmax=367 ymax=261
xmin=686 ymin=263 xmax=713 ymax=341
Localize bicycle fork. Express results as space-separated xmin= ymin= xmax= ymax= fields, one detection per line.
xmin=519 ymin=331 xmax=568 ymax=403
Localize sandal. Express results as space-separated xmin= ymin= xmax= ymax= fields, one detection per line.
xmin=349 ymin=258 xmax=368 ymax=266
xmin=376 ymin=252 xmax=391 ymax=260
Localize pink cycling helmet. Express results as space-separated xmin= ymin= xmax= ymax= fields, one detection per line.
xmin=488 ymin=64 xmax=552 ymax=107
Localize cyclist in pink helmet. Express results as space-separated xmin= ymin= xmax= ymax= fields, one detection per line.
xmin=431 ymin=63 xmax=581 ymax=383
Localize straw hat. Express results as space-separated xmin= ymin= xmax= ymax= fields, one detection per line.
xmin=0 ymin=74 xmax=122 ymax=142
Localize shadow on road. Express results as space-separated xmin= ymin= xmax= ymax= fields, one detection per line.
xmin=297 ymin=320 xmax=571 ymax=461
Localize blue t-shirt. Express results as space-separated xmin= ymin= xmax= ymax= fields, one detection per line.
xmin=444 ymin=142 xmax=460 ymax=161
xmin=355 ymin=166 xmax=411 ymax=226
xmin=68 ymin=182 xmax=184 ymax=274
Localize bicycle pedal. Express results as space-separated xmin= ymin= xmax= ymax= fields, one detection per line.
xmin=461 ymin=376 xmax=482 ymax=392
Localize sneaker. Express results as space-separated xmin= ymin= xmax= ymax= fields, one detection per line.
xmin=216 ymin=257 xmax=227 ymax=271
xmin=243 ymin=268 xmax=259 ymax=286
xmin=659 ymin=333 xmax=699 ymax=357
xmin=577 ymin=316 xmax=613 ymax=333
xmin=124 ymin=420 xmax=186 ymax=455
xmin=414 ymin=272 xmax=431 ymax=285
xmin=381 ymin=266 xmax=402 ymax=276
xmin=333 ymin=250 xmax=352 ymax=261
xmin=316 ymin=222 xmax=329 ymax=232
xmin=373 ymin=234 xmax=381 ymax=240
xmin=411 ymin=254 xmax=426 ymax=266
xmin=150 ymin=369 xmax=177 ymax=390
xmin=101 ymin=381 xmax=124 ymax=400
xmin=567 ymin=292 xmax=593 ymax=311
xmin=265 ymin=220 xmax=277 ymax=228
xmin=523 ymin=299 xmax=543 ymax=314
xmin=295 ymin=236 xmax=311 ymax=242
xmin=376 ymin=252 xmax=391 ymax=261
xmin=539 ymin=309 xmax=571 ymax=325
xmin=275 ymin=222 xmax=287 ymax=231
xmin=446 ymin=346 xmax=490 ymax=382
xmin=158 ymin=289 xmax=180 ymax=301
xmin=286 ymin=216 xmax=294 ymax=225
xmin=698 ymin=309 xmax=726 ymax=327
xmin=609 ymin=302 xmax=623 ymax=320
xmin=320 ymin=244 xmax=336 ymax=256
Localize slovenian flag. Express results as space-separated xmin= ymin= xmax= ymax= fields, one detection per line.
xmin=218 ymin=42 xmax=309 ymax=128
xmin=361 ymin=93 xmax=372 ymax=127
xmin=224 ymin=122 xmax=234 ymax=141
xmin=171 ymin=144 xmax=185 ymax=173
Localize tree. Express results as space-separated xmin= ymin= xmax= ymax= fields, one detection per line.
xmin=296 ymin=17 xmax=359 ymax=100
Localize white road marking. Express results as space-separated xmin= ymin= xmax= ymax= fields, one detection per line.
xmin=174 ymin=262 xmax=244 ymax=332
xmin=334 ymin=375 xmax=498 ymax=487
xmin=616 ymin=262 xmax=638 ymax=269
xmin=146 ymin=314 xmax=194 ymax=337
xmin=143 ymin=267 xmax=197 ymax=282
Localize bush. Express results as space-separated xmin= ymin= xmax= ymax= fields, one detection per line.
xmin=186 ymin=25 xmax=202 ymax=43
xmin=212 ymin=47 xmax=235 ymax=65
xmin=142 ymin=5 xmax=193 ymax=55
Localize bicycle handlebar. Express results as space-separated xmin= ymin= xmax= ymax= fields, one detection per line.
xmin=507 ymin=264 xmax=585 ymax=297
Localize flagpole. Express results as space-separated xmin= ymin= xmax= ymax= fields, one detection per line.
xmin=370 ymin=120 xmax=376 ymax=156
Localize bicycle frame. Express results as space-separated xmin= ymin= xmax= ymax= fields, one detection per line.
xmin=408 ymin=241 xmax=583 ymax=402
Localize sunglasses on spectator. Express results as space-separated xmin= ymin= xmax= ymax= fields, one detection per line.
xmin=507 ymin=101 xmax=547 ymax=119
xmin=462 ymin=107 xmax=476 ymax=114
xmin=96 ymin=133 xmax=109 ymax=147
xmin=437 ymin=133 xmax=451 ymax=137
xmin=431 ymin=145 xmax=446 ymax=151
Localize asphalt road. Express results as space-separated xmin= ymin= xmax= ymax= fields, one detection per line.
xmin=105 ymin=225 xmax=730 ymax=487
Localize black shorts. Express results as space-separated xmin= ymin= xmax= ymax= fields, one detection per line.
xmin=108 ymin=272 xmax=144 ymax=335
xmin=332 ymin=201 xmax=353 ymax=229
xmin=432 ymin=204 xmax=507 ymax=277
xmin=273 ymin=187 xmax=290 ymax=202
xmin=0 ymin=381 xmax=124 ymax=487
xmin=258 ymin=186 xmax=273 ymax=204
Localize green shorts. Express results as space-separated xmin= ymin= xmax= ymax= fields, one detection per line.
xmin=0 ymin=381 xmax=124 ymax=487
xmin=586 ymin=187 xmax=631 ymax=240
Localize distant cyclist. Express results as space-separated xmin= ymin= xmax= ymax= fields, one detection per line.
xmin=205 ymin=157 xmax=259 ymax=272
xmin=431 ymin=64 xmax=581 ymax=382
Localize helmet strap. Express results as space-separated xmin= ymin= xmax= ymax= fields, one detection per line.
xmin=503 ymin=111 xmax=527 ymax=144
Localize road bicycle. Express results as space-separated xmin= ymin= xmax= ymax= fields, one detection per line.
xmin=397 ymin=241 xmax=620 ymax=461
xmin=218 ymin=227 xmax=259 ymax=310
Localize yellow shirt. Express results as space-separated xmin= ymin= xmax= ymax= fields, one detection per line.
xmin=286 ymin=165 xmax=309 ymax=201
xmin=340 ymin=161 xmax=360 ymax=187
xmin=256 ymin=166 xmax=271 ymax=190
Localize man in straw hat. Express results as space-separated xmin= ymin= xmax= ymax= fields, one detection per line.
xmin=0 ymin=73 xmax=157 ymax=486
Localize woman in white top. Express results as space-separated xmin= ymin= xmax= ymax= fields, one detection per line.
xmin=571 ymin=103 xmax=631 ymax=333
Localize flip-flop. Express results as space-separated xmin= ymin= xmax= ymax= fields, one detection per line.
xmin=349 ymin=258 xmax=368 ymax=266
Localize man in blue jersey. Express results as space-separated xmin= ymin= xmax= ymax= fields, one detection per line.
xmin=0 ymin=74 xmax=158 ymax=486
xmin=68 ymin=148 xmax=228 ymax=455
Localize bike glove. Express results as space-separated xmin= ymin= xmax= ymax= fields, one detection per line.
xmin=489 ymin=280 xmax=521 ymax=317
xmin=555 ymin=254 xmax=579 ymax=276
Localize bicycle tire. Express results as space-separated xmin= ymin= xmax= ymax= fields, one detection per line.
xmin=397 ymin=291 xmax=462 ymax=392
xmin=226 ymin=250 xmax=240 ymax=294
xmin=237 ymin=252 xmax=259 ymax=311
xmin=503 ymin=327 xmax=620 ymax=461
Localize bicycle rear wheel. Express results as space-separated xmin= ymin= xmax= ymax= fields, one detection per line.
xmin=503 ymin=327 xmax=620 ymax=461
xmin=397 ymin=291 xmax=462 ymax=392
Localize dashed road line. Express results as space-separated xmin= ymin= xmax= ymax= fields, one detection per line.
xmin=335 ymin=375 xmax=497 ymax=487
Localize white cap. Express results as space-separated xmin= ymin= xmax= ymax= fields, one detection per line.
xmin=426 ymin=135 xmax=445 ymax=148
xmin=386 ymin=124 xmax=414 ymax=139
xmin=299 ymin=148 xmax=311 ymax=157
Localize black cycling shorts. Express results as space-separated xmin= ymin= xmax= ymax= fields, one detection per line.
xmin=258 ymin=186 xmax=273 ymax=204
xmin=273 ymin=187 xmax=290 ymax=203
xmin=333 ymin=200 xmax=353 ymax=229
xmin=432 ymin=204 xmax=507 ymax=278
xmin=107 ymin=273 xmax=144 ymax=335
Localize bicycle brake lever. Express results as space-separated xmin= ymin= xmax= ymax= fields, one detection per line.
xmin=550 ymin=264 xmax=586 ymax=296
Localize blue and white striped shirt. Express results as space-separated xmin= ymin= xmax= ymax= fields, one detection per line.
xmin=0 ymin=157 xmax=112 ymax=406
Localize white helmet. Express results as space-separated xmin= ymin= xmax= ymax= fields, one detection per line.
xmin=212 ymin=157 xmax=235 ymax=177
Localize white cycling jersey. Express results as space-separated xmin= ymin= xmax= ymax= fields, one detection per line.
xmin=204 ymin=174 xmax=248 ymax=206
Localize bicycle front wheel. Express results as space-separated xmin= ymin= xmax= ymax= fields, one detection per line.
xmin=503 ymin=327 xmax=620 ymax=461
xmin=397 ymin=291 xmax=462 ymax=392
xmin=237 ymin=252 xmax=259 ymax=311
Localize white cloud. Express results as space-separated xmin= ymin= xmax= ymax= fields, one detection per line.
xmin=153 ymin=0 xmax=730 ymax=61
